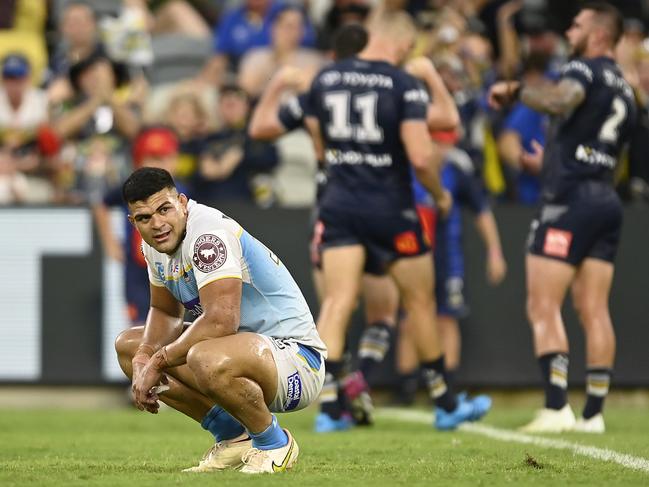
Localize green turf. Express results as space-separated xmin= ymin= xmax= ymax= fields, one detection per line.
xmin=1 ymin=403 xmax=648 ymax=486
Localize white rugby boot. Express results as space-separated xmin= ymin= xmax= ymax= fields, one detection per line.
xmin=519 ymin=404 xmax=576 ymax=433
xmin=572 ymin=414 xmax=605 ymax=433
xmin=182 ymin=433 xmax=252 ymax=472
xmin=239 ymin=429 xmax=299 ymax=474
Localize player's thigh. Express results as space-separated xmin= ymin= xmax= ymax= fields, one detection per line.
xmin=321 ymin=245 xmax=365 ymax=301
xmin=571 ymin=258 xmax=615 ymax=317
xmin=389 ymin=253 xmax=435 ymax=305
xmin=318 ymin=206 xmax=366 ymax=300
xmin=362 ymin=274 xmax=399 ymax=324
xmin=525 ymin=254 xmax=575 ymax=310
xmin=187 ymin=332 xmax=279 ymax=405
xmin=261 ymin=336 xmax=325 ymax=414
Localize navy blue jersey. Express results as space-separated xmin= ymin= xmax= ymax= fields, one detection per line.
xmin=305 ymin=57 xmax=429 ymax=214
xmin=542 ymin=57 xmax=636 ymax=202
xmin=278 ymin=94 xmax=307 ymax=132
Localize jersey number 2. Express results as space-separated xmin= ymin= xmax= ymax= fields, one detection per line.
xmin=324 ymin=91 xmax=384 ymax=143
xmin=599 ymin=97 xmax=627 ymax=144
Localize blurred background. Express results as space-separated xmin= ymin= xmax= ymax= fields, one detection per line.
xmin=0 ymin=0 xmax=648 ymax=396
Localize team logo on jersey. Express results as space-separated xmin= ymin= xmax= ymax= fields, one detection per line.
xmin=543 ymin=228 xmax=573 ymax=258
xmin=284 ymin=372 xmax=302 ymax=411
xmin=192 ymin=234 xmax=227 ymax=272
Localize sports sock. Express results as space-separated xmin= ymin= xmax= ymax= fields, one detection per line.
xmin=320 ymin=360 xmax=344 ymax=419
xmin=538 ymin=353 xmax=569 ymax=410
xmin=421 ymin=356 xmax=457 ymax=412
xmin=445 ymin=369 xmax=456 ymax=392
xmin=583 ymin=368 xmax=611 ymax=419
xmin=201 ymin=406 xmax=245 ymax=442
xmin=248 ymin=415 xmax=288 ymax=450
xmin=358 ymin=321 xmax=392 ymax=378
xmin=395 ymin=369 xmax=419 ymax=405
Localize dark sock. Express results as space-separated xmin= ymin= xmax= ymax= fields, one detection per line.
xmin=395 ymin=369 xmax=419 ymax=405
xmin=421 ymin=356 xmax=457 ymax=412
xmin=583 ymin=368 xmax=611 ymax=419
xmin=320 ymin=360 xmax=344 ymax=419
xmin=358 ymin=321 xmax=392 ymax=378
xmin=445 ymin=369 xmax=456 ymax=392
xmin=538 ymin=353 xmax=569 ymax=410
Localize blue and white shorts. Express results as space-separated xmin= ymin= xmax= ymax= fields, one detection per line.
xmin=260 ymin=335 xmax=325 ymax=413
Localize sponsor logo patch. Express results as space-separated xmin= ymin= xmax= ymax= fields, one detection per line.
xmin=284 ymin=372 xmax=302 ymax=411
xmin=192 ymin=234 xmax=227 ymax=272
xmin=543 ymin=228 xmax=573 ymax=258
xmin=394 ymin=231 xmax=420 ymax=255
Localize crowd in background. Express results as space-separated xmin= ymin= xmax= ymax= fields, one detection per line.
xmin=1 ymin=0 xmax=649 ymax=208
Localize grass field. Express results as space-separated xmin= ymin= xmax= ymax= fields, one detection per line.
xmin=1 ymin=399 xmax=648 ymax=486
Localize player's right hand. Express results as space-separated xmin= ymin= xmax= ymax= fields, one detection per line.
xmin=435 ymin=189 xmax=453 ymax=219
xmin=274 ymin=66 xmax=306 ymax=91
xmin=487 ymin=81 xmax=520 ymax=110
xmin=131 ymin=352 xmax=155 ymax=412
xmin=405 ymin=57 xmax=437 ymax=81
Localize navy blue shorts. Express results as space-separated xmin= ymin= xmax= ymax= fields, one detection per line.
xmin=317 ymin=206 xmax=430 ymax=275
xmin=527 ymin=191 xmax=622 ymax=266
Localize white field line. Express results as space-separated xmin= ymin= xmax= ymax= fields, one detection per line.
xmin=375 ymin=407 xmax=649 ymax=474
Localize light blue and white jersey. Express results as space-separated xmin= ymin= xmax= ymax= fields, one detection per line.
xmin=142 ymin=200 xmax=326 ymax=355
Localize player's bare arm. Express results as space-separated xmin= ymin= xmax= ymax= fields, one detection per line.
xmin=488 ymin=79 xmax=586 ymax=116
xmin=304 ymin=115 xmax=325 ymax=162
xmin=131 ymin=284 xmax=184 ymax=412
xmin=401 ymin=119 xmax=452 ymax=217
xmin=134 ymin=277 xmax=243 ymax=408
xmin=248 ymin=66 xmax=305 ymax=140
xmin=405 ymin=57 xmax=460 ymax=130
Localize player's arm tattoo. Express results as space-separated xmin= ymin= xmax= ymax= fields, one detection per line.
xmin=520 ymin=79 xmax=586 ymax=116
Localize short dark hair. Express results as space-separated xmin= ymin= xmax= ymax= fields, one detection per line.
xmin=581 ymin=2 xmax=624 ymax=45
xmin=122 ymin=167 xmax=176 ymax=204
xmin=332 ymin=23 xmax=368 ymax=61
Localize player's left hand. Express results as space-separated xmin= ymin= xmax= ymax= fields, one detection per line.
xmin=487 ymin=249 xmax=507 ymax=285
xmin=487 ymin=81 xmax=520 ymax=110
xmin=133 ymin=352 xmax=168 ymax=414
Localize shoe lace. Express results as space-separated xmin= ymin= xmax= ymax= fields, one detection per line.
xmin=241 ymin=447 xmax=266 ymax=468
xmin=200 ymin=442 xmax=223 ymax=463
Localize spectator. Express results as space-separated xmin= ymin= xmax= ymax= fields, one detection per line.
xmin=201 ymin=0 xmax=316 ymax=86
xmin=192 ymin=84 xmax=278 ymax=203
xmin=53 ymin=52 xmax=140 ymax=203
xmin=48 ymin=1 xmax=106 ymax=104
xmin=316 ymin=0 xmax=370 ymax=52
xmin=496 ymin=53 xmax=549 ymax=205
xmin=0 ymin=54 xmax=55 ymax=203
xmin=238 ymin=6 xmax=324 ymax=99
xmin=0 ymin=148 xmax=28 ymax=204
xmin=162 ymin=91 xmax=208 ymax=181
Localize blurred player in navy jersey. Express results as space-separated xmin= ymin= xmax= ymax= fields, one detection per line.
xmin=94 ymin=127 xmax=186 ymax=324
xmin=489 ymin=2 xmax=636 ymax=433
xmin=396 ymin=129 xmax=506 ymax=402
xmin=304 ymin=10 xmax=491 ymax=431
xmin=249 ymin=24 xmax=397 ymax=427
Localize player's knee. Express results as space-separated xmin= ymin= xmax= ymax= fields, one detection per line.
xmin=526 ymin=295 xmax=557 ymax=324
xmin=114 ymin=327 xmax=142 ymax=359
xmin=187 ymin=343 xmax=232 ymax=388
xmin=574 ymin=299 xmax=610 ymax=329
